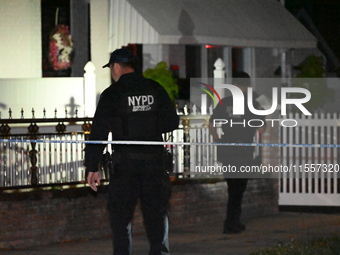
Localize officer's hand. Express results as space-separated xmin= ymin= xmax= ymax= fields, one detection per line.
xmin=87 ymin=171 xmax=101 ymax=192
xmin=214 ymin=138 xmax=222 ymax=143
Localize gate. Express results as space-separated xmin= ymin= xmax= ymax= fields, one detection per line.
xmin=279 ymin=113 xmax=340 ymax=206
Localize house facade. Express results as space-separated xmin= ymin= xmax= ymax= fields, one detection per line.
xmin=0 ymin=0 xmax=321 ymax=94
xmin=1 ymin=0 xmax=339 ymax=249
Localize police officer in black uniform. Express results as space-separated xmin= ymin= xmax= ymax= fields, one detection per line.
xmin=85 ymin=48 xmax=179 ymax=255
xmin=209 ymin=71 xmax=266 ymax=234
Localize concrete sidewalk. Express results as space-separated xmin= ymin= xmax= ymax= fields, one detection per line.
xmin=1 ymin=212 xmax=339 ymax=255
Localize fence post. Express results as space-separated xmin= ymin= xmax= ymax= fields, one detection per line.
xmin=213 ymin=58 xmax=225 ymax=104
xmin=84 ymin=61 xmax=96 ymax=117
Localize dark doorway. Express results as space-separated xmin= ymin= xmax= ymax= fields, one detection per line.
xmin=41 ymin=0 xmax=90 ymax=77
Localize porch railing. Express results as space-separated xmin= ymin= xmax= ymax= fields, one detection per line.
xmin=0 ymin=114 xmax=220 ymax=188
xmin=0 ymin=112 xmax=92 ymax=188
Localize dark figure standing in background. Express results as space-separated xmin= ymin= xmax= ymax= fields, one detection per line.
xmin=209 ymin=71 xmax=266 ymax=234
xmin=85 ymin=48 xmax=179 ymax=254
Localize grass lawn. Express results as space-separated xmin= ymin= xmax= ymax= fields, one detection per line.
xmin=250 ymin=236 xmax=340 ymax=255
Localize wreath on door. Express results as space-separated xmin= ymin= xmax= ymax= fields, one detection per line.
xmin=48 ymin=8 xmax=74 ymax=71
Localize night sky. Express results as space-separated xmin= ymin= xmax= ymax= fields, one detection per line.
xmin=285 ymin=0 xmax=340 ymax=70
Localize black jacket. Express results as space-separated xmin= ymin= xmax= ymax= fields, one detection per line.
xmin=85 ymin=72 xmax=179 ymax=172
xmin=209 ymin=92 xmax=266 ymax=161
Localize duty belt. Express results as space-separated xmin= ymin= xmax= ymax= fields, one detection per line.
xmin=122 ymin=152 xmax=160 ymax=161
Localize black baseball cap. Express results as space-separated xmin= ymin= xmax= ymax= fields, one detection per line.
xmin=102 ymin=48 xmax=133 ymax=68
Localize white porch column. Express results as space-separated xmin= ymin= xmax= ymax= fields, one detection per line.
xmin=142 ymin=44 xmax=168 ymax=72
xmin=213 ymin=58 xmax=226 ymax=103
xmin=280 ymin=48 xmax=292 ymax=86
xmin=84 ymin=61 xmax=97 ymax=117
xmin=243 ymin=47 xmax=256 ymax=88
xmin=223 ymin=47 xmax=232 ymax=84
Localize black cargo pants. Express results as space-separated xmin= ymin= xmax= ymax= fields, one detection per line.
xmin=108 ymin=154 xmax=171 ymax=255
xmin=220 ymin=147 xmax=253 ymax=227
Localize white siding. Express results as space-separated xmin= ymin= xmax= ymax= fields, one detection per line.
xmin=109 ymin=0 xmax=159 ymax=52
xmin=90 ymin=0 xmax=111 ymax=95
xmin=0 ymin=78 xmax=85 ymax=119
xmin=0 ymin=0 xmax=41 ymax=78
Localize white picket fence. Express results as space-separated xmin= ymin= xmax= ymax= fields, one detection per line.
xmin=279 ymin=113 xmax=340 ymax=206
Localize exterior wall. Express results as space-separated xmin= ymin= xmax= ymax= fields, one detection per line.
xmin=0 ymin=78 xmax=85 ymax=119
xmin=90 ymin=0 xmax=111 ymax=97
xmin=0 ymin=0 xmax=41 ymax=78
xmin=70 ymin=0 xmax=90 ymax=77
xmin=254 ymin=48 xmax=280 ymax=78
xmin=254 ymin=47 xmax=323 ymax=79
xmin=143 ymin=44 xmax=169 ymax=72
xmin=0 ymin=0 xmax=108 ymax=96
xmin=169 ymin=45 xmax=186 ymax=79
xmin=142 ymin=44 xmax=186 ymax=79
xmin=0 ymin=61 xmax=97 ymax=118
xmin=108 ymin=0 xmax=159 ymax=52
xmin=0 ymin=179 xmax=278 ymax=249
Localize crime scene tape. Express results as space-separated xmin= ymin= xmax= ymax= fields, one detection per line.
xmin=0 ymin=138 xmax=339 ymax=148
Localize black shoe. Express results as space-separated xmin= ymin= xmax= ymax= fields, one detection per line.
xmin=223 ymin=222 xmax=244 ymax=234
xmin=235 ymin=222 xmax=246 ymax=231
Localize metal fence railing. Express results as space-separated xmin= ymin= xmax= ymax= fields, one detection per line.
xmin=0 ymin=115 xmax=92 ymax=188
xmin=0 ymin=115 xmax=221 ymax=188
xmin=0 ymin=134 xmax=86 ymax=187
